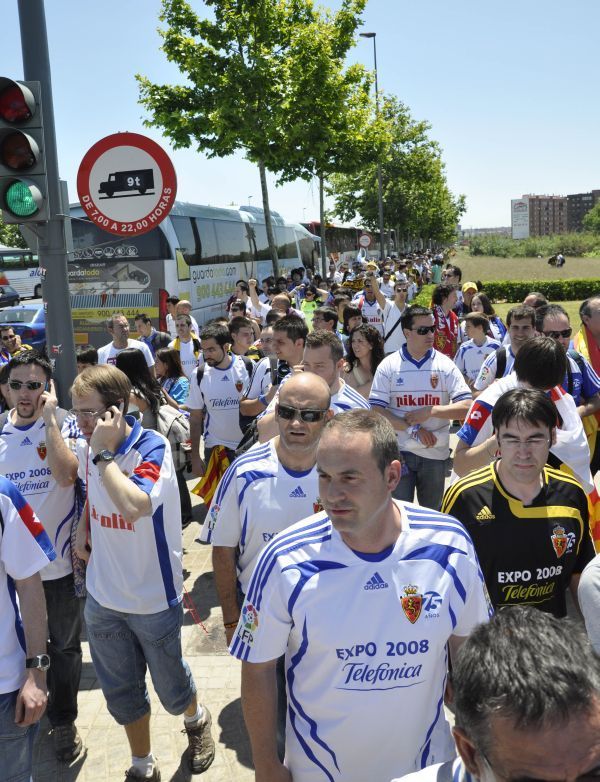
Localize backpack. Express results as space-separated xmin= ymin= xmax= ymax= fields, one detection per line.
xmin=155 ymin=402 xmax=191 ymax=471
xmin=235 ymin=357 xmax=279 ymax=457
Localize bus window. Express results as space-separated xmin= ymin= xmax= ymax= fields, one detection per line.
xmin=171 ymin=216 xmax=199 ymax=264
xmin=247 ymin=223 xmax=271 ymax=262
xmin=195 ymin=219 xmax=219 ymax=265
xmin=275 ymin=226 xmax=297 ymax=260
xmin=214 ymin=220 xmax=251 ymax=263
xmin=296 ymin=234 xmax=316 ymax=269
xmin=71 ymin=220 xmax=170 ymax=261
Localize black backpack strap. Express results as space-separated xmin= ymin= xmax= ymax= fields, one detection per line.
xmin=268 ymin=356 xmax=278 ymax=385
xmin=495 ymin=346 xmax=507 ymax=378
xmin=240 ymin=355 xmax=254 ymax=376
xmin=195 ymin=366 xmax=205 ymax=386
xmin=384 ymin=315 xmax=403 ymax=344
xmin=568 ymin=348 xmax=587 ymax=376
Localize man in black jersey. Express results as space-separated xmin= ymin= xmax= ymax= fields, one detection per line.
xmin=442 ymin=387 xmax=594 ymax=617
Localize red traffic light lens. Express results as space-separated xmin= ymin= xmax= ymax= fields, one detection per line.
xmin=0 ymin=131 xmax=38 ymax=170
xmin=0 ymin=85 xmax=32 ymax=123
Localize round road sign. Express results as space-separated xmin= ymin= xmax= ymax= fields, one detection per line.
xmin=77 ymin=132 xmax=177 ymax=237
xmin=359 ymin=233 xmax=371 ymax=248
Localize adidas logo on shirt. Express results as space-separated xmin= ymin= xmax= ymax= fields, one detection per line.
xmin=475 ymin=505 xmax=495 ymax=521
xmin=20 ymin=436 xmax=33 ymax=446
xmin=289 ymin=485 xmax=307 ymax=498
xmin=364 ymin=572 xmax=389 ymax=590
xmin=221 ymin=375 xmax=230 ymax=381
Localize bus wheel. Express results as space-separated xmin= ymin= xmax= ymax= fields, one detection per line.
xmin=34 ymin=285 xmax=41 ymax=298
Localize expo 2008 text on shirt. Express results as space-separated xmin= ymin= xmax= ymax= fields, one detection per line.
xmin=369 ymin=346 xmax=472 ymax=460
xmin=0 ymin=413 xmax=80 ymax=581
xmin=231 ymin=502 xmax=492 ymax=782
xmin=76 ymin=417 xmax=183 ymax=613
xmin=199 ymin=440 xmax=319 ymax=594
xmin=0 ymin=478 xmax=55 ymax=693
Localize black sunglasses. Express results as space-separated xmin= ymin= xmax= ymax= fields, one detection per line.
xmin=9 ymin=380 xmax=45 ymax=391
xmin=543 ymin=328 xmax=572 ymax=339
xmin=277 ymin=404 xmax=329 ymax=423
xmin=395 ymin=287 xmax=408 ymax=293
xmin=411 ymin=325 xmax=436 ymax=335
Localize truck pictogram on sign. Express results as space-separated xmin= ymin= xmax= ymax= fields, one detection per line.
xmin=98 ymin=169 xmax=155 ymax=198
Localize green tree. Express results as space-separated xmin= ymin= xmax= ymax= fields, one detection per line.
xmin=138 ymin=0 xmax=369 ymax=277
xmin=583 ymin=202 xmax=600 ymax=235
xmin=330 ymin=95 xmax=465 ymax=247
xmin=0 ymin=216 xmax=26 ymax=249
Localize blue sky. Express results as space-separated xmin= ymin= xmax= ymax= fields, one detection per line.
xmin=4 ymin=0 xmax=599 ymax=229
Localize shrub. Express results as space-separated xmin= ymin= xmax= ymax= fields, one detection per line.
xmin=480 ymin=279 xmax=600 ymax=302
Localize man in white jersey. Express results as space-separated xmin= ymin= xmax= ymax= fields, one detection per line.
xmin=473 ymin=305 xmax=536 ymax=392
xmin=352 ymin=276 xmax=384 ymax=335
xmin=371 ymin=273 xmax=409 ymax=354
xmin=188 ymin=322 xmax=253 ymax=475
xmin=97 ymin=313 xmax=155 ymax=372
xmin=454 ymin=337 xmax=592 ymax=491
xmin=72 ymin=365 xmax=215 ymax=780
xmin=257 ymin=330 xmax=370 ymax=441
xmin=201 ymin=373 xmax=331 ymax=643
xmin=369 ymin=305 xmax=472 ymax=511
xmin=168 ymin=314 xmax=201 ymax=379
xmin=234 ymin=410 xmax=491 ymax=782
xmin=175 ymin=299 xmax=200 ymax=335
xmin=0 ymin=476 xmax=55 ymax=782
xmin=0 ymin=351 xmax=83 ymax=761
xmin=454 ymin=313 xmax=500 ymax=390
xmin=393 ymin=607 xmax=600 ymax=782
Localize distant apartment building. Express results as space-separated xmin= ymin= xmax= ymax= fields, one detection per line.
xmin=511 ymin=195 xmax=567 ymax=239
xmin=567 ymin=190 xmax=600 ymax=232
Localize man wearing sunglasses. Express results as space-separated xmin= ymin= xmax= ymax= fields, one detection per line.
xmin=394 ymin=607 xmax=600 ymax=782
xmin=351 ymin=275 xmax=384 ymax=336
xmin=0 ymin=326 xmax=33 ymax=366
xmin=370 ymin=305 xmax=472 ymax=510
xmin=0 ymin=351 xmax=83 ymax=762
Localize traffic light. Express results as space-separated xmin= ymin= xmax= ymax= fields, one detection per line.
xmin=0 ymin=78 xmax=48 ymax=224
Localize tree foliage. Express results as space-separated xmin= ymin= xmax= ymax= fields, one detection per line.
xmin=583 ymin=202 xmax=600 ymax=235
xmin=329 ymin=95 xmax=465 ymax=246
xmin=0 ymin=216 xmax=26 ymax=249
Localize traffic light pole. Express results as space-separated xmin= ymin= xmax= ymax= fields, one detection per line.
xmin=18 ymin=0 xmax=77 ymax=405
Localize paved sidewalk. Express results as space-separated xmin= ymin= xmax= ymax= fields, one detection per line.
xmin=33 ymin=490 xmax=255 ymax=782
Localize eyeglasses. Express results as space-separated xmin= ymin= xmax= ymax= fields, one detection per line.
xmin=543 ymin=328 xmax=572 ymax=339
xmin=2 ymin=334 xmax=16 ymax=341
xmin=498 ymin=435 xmax=551 ymax=449
xmin=8 ymin=380 xmax=45 ymax=391
xmin=395 ymin=287 xmax=408 ymax=293
xmin=277 ymin=404 xmax=329 ymax=423
xmin=410 ymin=325 xmax=436 ymax=335
xmin=68 ymin=408 xmax=106 ymax=421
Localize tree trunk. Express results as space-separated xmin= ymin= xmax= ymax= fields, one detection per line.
xmin=258 ymin=159 xmax=279 ymax=279
xmin=319 ymin=174 xmax=327 ymax=277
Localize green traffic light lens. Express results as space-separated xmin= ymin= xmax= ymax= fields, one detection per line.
xmin=5 ymin=180 xmax=39 ymax=217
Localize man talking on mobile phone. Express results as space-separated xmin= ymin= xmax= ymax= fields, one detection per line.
xmin=0 ymin=350 xmax=83 ymax=762
xmin=72 ymin=364 xmax=215 ymax=780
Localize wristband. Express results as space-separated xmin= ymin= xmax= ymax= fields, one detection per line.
xmin=258 ymin=393 xmax=268 ymax=407
xmin=223 ymin=620 xmax=239 ymax=629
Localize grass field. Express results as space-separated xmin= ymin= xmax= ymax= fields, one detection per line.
xmin=451 ymin=250 xmax=600 ymax=283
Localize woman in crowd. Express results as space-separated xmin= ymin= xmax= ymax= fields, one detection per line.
xmin=341 ymin=304 xmax=367 ymax=354
xmin=431 ymin=283 xmax=460 ymax=357
xmin=116 ymin=347 xmax=193 ymax=527
xmin=155 ymin=347 xmax=190 ymax=409
xmin=471 ymin=292 xmax=507 ymax=342
xmin=344 ymin=324 xmax=385 ymax=399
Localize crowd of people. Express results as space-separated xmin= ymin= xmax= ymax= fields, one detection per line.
xmin=5 ymin=251 xmax=600 ymax=782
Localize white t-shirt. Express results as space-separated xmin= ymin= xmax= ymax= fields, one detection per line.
xmin=393 ymin=757 xmax=472 ymax=782
xmin=187 ymin=355 xmax=252 ymax=449
xmin=242 ymin=356 xmax=276 ymax=400
xmin=166 ymin=313 xmax=177 ymax=338
xmin=382 ymin=300 xmax=407 ymax=353
xmin=97 ymin=338 xmax=155 ymax=369
xmin=231 ymin=501 xmax=491 ymax=782
xmin=472 ymin=345 xmax=515 ymax=392
xmin=352 ymin=295 xmax=384 ymax=335
xmin=0 ymin=411 xmax=80 ymax=580
xmin=0 ymin=477 xmax=55 ymax=693
xmin=369 ymin=346 xmax=472 ymax=460
xmin=168 ymin=337 xmax=199 ymax=379
xmin=454 ymin=337 xmax=501 ymax=383
xmin=199 ymin=439 xmax=319 ymax=593
xmin=578 ymin=555 xmax=600 ymax=654
xmin=76 ymin=417 xmax=183 ymax=614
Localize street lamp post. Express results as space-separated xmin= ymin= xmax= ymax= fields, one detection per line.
xmin=359 ymin=31 xmax=385 ymax=262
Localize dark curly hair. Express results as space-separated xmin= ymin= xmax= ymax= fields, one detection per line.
xmin=345 ymin=324 xmax=384 ymax=375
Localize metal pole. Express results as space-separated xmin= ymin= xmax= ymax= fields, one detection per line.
xmin=372 ymin=36 xmax=385 ymax=262
xmin=17 ymin=0 xmax=77 ymax=405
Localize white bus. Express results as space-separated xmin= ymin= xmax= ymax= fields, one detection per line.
xmin=0 ymin=247 xmax=43 ymax=298
xmin=68 ymin=202 xmax=319 ymax=347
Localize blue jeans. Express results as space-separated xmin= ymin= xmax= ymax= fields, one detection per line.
xmin=84 ymin=594 xmax=196 ymax=726
xmin=0 ymin=690 xmax=38 ymax=782
xmin=43 ymin=573 xmax=83 ymax=726
xmin=393 ymin=451 xmax=447 ymax=510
